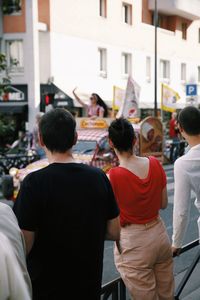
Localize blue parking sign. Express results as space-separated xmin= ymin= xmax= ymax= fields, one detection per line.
xmin=186 ymin=84 xmax=197 ymax=96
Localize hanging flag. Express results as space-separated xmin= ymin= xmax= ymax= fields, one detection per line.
xmin=161 ymin=83 xmax=180 ymax=112
xmin=116 ymin=76 xmax=141 ymax=118
xmin=112 ymin=86 xmax=125 ymax=110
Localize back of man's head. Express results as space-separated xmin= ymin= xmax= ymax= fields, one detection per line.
xmin=178 ymin=106 xmax=200 ymax=136
xmin=39 ymin=108 xmax=76 ymax=153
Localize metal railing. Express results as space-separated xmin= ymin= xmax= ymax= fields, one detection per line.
xmin=101 ymin=277 xmax=126 ymax=300
xmin=0 ymin=152 xmax=39 ymax=176
xmin=101 ymin=239 xmax=199 ymax=300
xmin=174 ymin=239 xmax=199 ymax=300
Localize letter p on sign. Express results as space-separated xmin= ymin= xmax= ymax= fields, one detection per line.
xmin=186 ymin=84 xmax=197 ymax=96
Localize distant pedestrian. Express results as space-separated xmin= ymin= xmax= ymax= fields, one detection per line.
xmin=169 ymin=112 xmax=179 ymax=163
xmin=0 ymin=202 xmax=32 ymax=298
xmin=172 ymin=106 xmax=200 ymax=256
xmin=32 ymin=112 xmax=46 ymax=159
xmin=73 ymin=87 xmax=108 ymax=117
xmin=14 ymin=108 xmax=120 ymax=300
xmin=108 ymin=118 xmax=174 ymax=300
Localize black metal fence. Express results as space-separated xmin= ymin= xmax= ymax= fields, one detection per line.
xmin=101 ymin=239 xmax=200 ymax=300
xmin=101 ymin=277 xmax=126 ymax=300
xmin=174 ymin=239 xmax=199 ymax=300
xmin=0 ymin=152 xmax=39 ymax=176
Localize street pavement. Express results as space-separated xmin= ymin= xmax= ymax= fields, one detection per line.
xmin=0 ymin=163 xmax=200 ymax=299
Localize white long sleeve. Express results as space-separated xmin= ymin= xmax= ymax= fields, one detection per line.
xmin=172 ymin=158 xmax=191 ymax=248
xmin=172 ymin=144 xmax=200 ymax=248
xmin=0 ymin=232 xmax=31 ymax=300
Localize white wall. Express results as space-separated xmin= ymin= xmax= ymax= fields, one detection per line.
xmin=4 ymin=0 xmax=200 ymax=112
xmin=39 ymin=31 xmax=51 ymax=83
xmin=47 ymin=0 xmax=200 ymax=109
xmin=50 ymin=32 xmax=132 ymax=102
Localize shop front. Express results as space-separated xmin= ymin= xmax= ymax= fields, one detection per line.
xmin=0 ymin=84 xmax=28 ymax=148
xmin=40 ymin=83 xmax=81 ymax=116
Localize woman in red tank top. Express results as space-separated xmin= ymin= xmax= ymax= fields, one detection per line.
xmin=108 ymin=118 xmax=174 ymax=300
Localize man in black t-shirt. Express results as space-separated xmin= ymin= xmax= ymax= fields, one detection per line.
xmin=13 ymin=108 xmax=120 ymax=300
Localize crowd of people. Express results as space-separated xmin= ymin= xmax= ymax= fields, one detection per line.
xmin=0 ymin=105 xmax=200 ymax=299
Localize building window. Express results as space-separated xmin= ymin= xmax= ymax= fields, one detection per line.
xmin=2 ymin=0 xmax=22 ymax=15
xmin=181 ymin=63 xmax=186 ymax=82
xmin=122 ymin=3 xmax=132 ymax=25
xmin=182 ymin=23 xmax=187 ymax=40
xmin=122 ymin=53 xmax=132 ymax=77
xmin=98 ymin=48 xmax=107 ymax=78
xmin=160 ymin=59 xmax=170 ymax=81
xmin=146 ymin=57 xmax=151 ymax=83
xmin=6 ymin=40 xmax=24 ymax=73
xmin=198 ymin=66 xmax=200 ymax=82
xmin=99 ymin=0 xmax=107 ymax=18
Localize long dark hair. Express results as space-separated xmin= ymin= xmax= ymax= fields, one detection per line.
xmin=92 ymin=93 xmax=108 ymax=117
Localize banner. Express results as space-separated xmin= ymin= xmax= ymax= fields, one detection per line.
xmin=161 ymin=83 xmax=180 ymax=112
xmin=112 ymin=86 xmax=125 ymax=110
xmin=116 ymin=76 xmax=141 ymax=118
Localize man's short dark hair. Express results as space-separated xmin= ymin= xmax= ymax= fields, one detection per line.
xmin=108 ymin=118 xmax=135 ymax=152
xmin=39 ymin=108 xmax=76 ymax=153
xmin=178 ymin=106 xmax=200 ymax=136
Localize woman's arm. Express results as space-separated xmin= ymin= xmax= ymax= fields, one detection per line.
xmin=99 ymin=106 xmax=105 ymax=118
xmin=105 ymin=216 xmax=120 ymax=241
xmin=22 ymin=230 xmax=35 ymax=255
xmin=72 ymin=88 xmax=87 ymax=108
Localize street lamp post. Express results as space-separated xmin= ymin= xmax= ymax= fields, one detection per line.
xmin=154 ymin=0 xmax=158 ymax=117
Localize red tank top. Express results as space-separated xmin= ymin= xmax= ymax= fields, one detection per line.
xmin=109 ymin=156 xmax=166 ymax=226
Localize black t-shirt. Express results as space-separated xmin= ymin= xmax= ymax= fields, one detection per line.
xmin=13 ymin=163 xmax=119 ymax=300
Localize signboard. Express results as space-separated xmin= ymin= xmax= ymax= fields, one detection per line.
xmin=186 ymin=84 xmax=197 ymax=96
xmin=128 ymin=117 xmax=140 ymax=124
xmin=80 ymin=118 xmax=108 ymax=129
xmin=0 ymin=85 xmax=27 ymax=102
xmin=140 ymin=117 xmax=163 ymax=161
xmin=186 ymin=96 xmax=198 ymax=107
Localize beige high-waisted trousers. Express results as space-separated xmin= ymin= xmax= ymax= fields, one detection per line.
xmin=114 ymin=218 xmax=174 ymax=300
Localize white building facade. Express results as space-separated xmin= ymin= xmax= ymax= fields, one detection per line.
xmin=1 ymin=0 xmax=200 ymax=129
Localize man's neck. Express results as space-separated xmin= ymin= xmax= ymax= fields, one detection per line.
xmin=186 ymin=135 xmax=200 ymax=148
xmin=47 ymin=150 xmax=75 ymax=164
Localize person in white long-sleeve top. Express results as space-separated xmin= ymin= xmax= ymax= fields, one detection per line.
xmin=0 ymin=232 xmax=31 ymax=300
xmin=172 ymin=106 xmax=200 ymax=256
xmin=0 ymin=202 xmax=32 ymax=296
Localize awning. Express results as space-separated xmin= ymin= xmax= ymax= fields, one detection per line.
xmin=40 ymin=83 xmax=74 ymax=108
xmin=52 ymin=81 xmax=88 ymax=107
xmin=0 ymin=102 xmax=28 ymax=114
